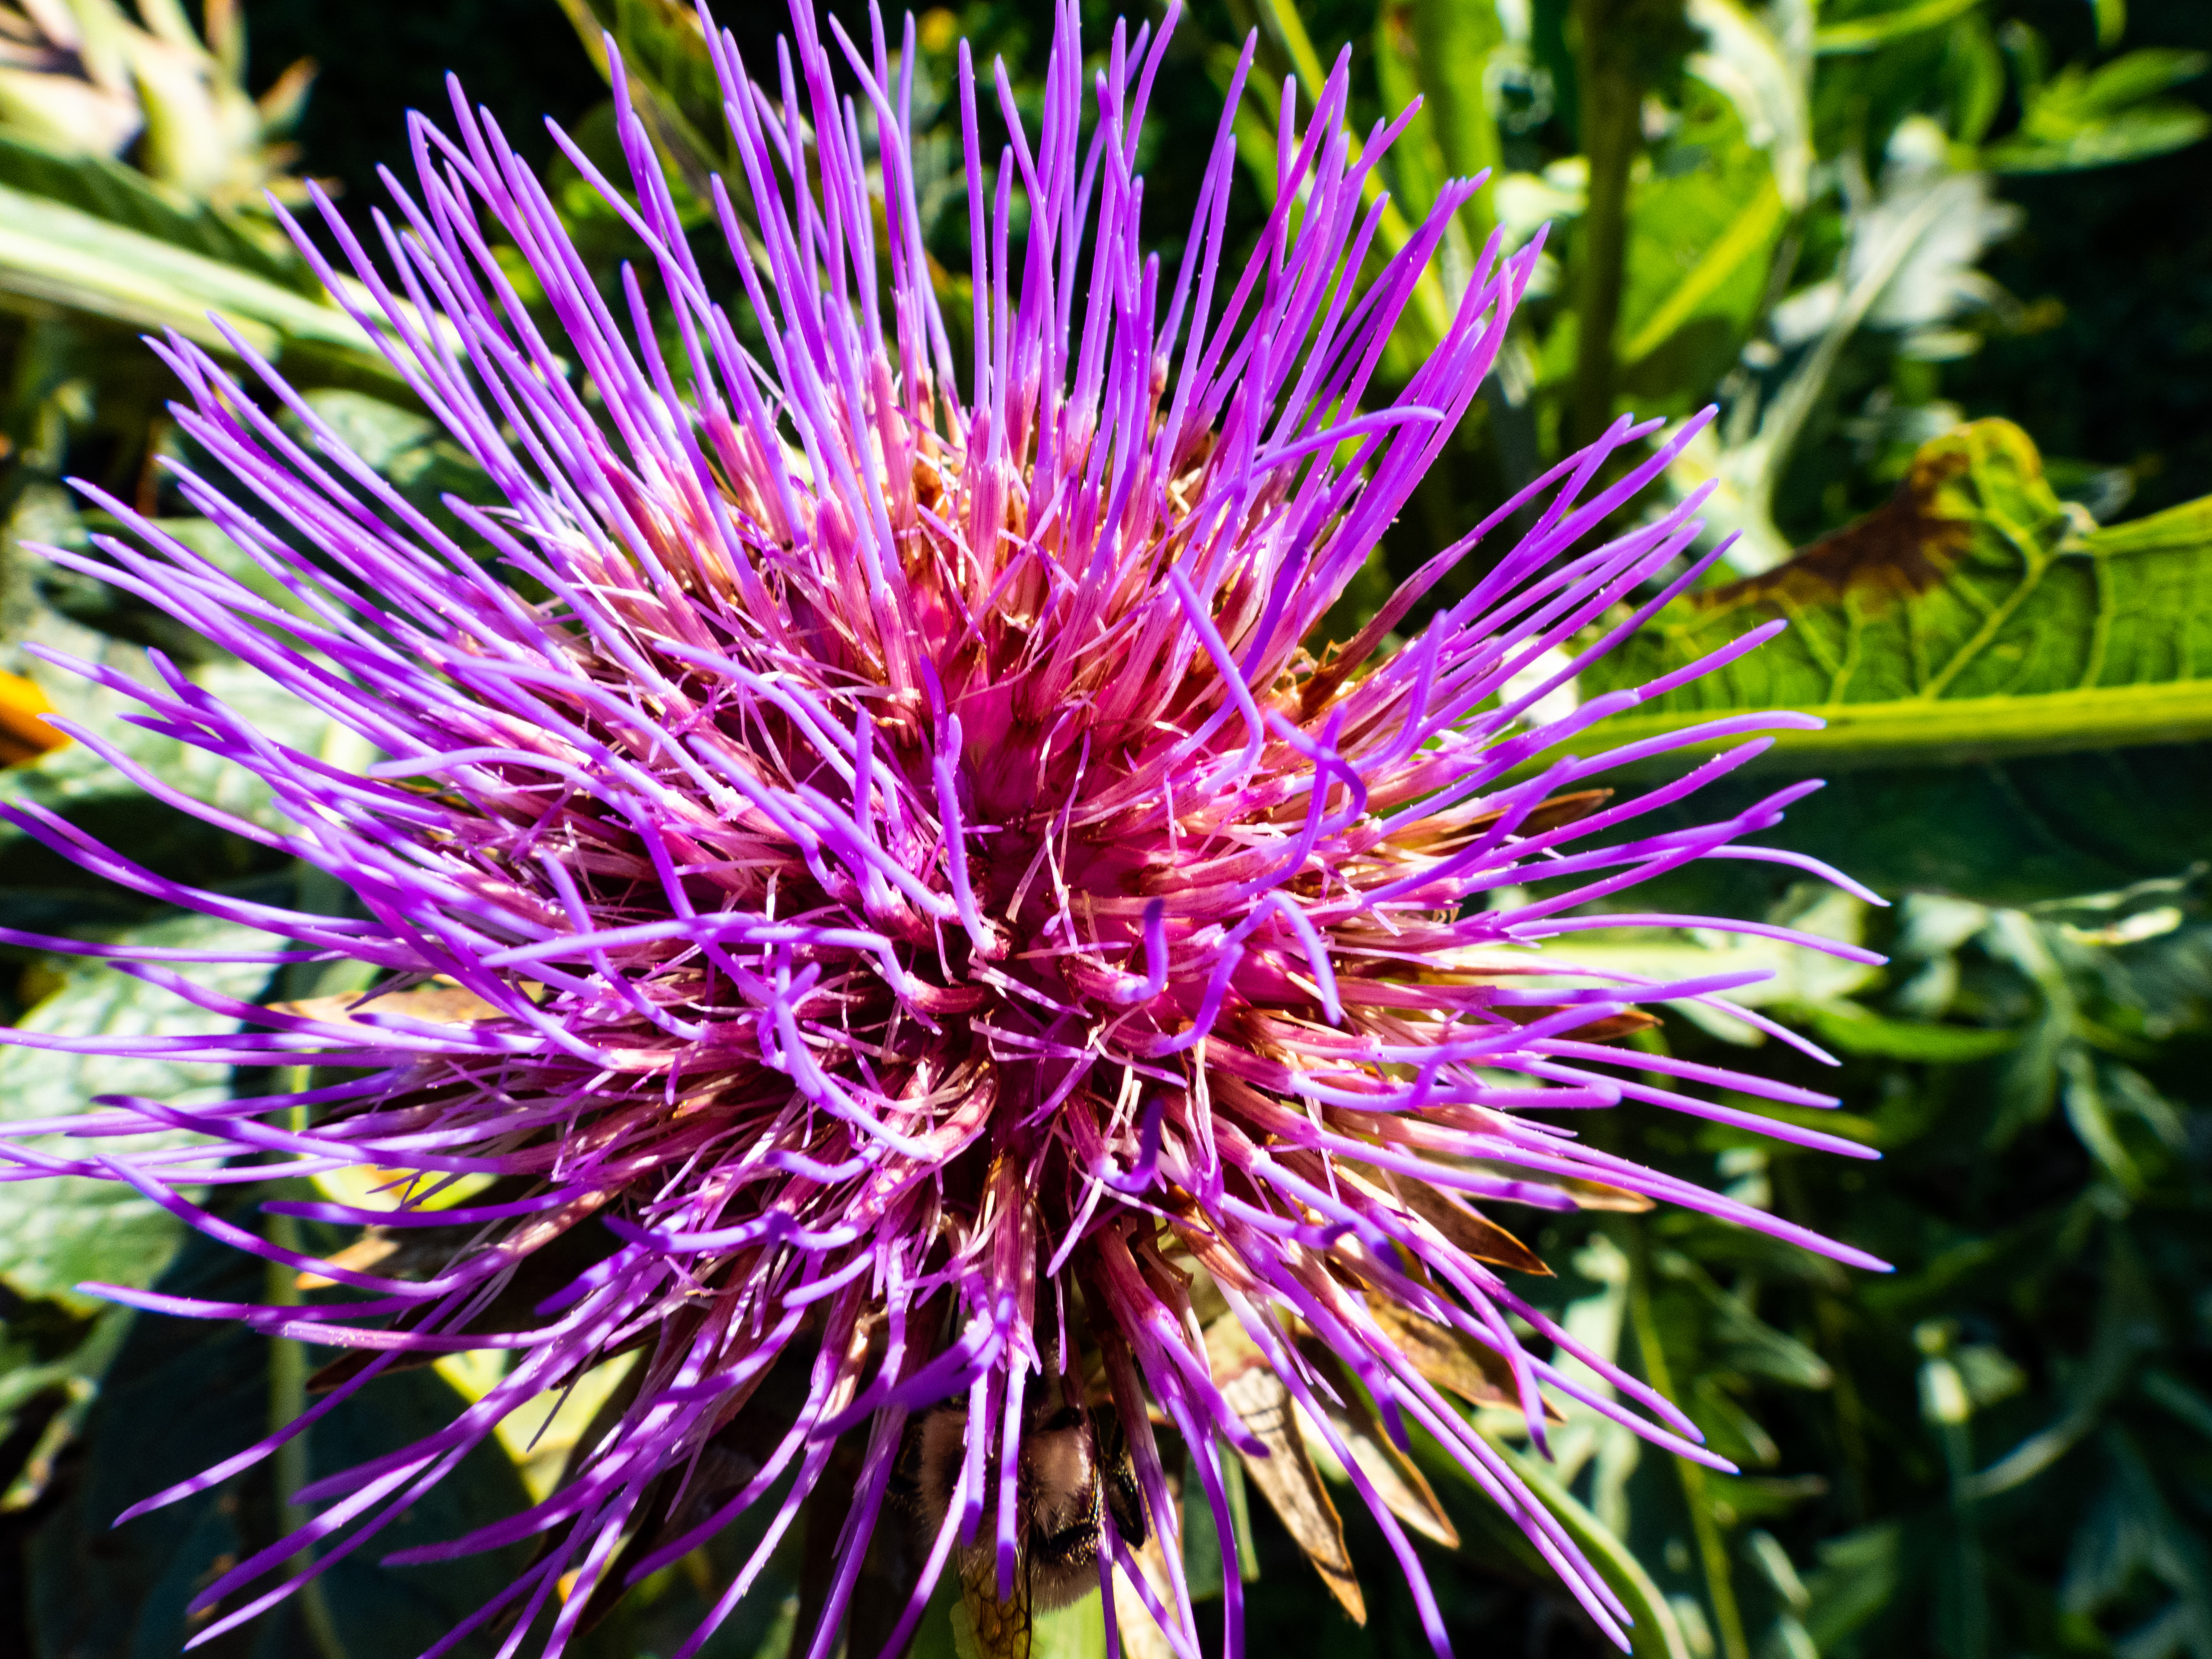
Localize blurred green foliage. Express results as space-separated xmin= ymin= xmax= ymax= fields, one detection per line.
xmin=0 ymin=0 xmax=2207 ymax=1656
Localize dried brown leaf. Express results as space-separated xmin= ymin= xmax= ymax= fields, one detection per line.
xmin=1110 ymin=1521 xmax=1184 ymax=1659
xmin=270 ymin=979 xmax=505 ymax=1029
xmin=1201 ymin=1311 xmax=1269 ymax=1383
xmin=292 ymin=1227 xmax=399 ymax=1290
xmin=1289 ymin=1340 xmax=1462 ymax=1550
xmin=1398 ymin=1185 xmax=1551 ymax=1276
xmin=1367 ymin=1301 xmax=1567 ymax=1424
xmin=1219 ymin=1360 xmax=1364 ymax=1624
xmin=1303 ymin=1395 xmax=1460 ymax=1550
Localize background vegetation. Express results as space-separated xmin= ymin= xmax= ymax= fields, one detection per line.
xmin=0 ymin=0 xmax=2208 ymax=1657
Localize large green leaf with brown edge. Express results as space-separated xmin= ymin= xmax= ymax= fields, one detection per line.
xmin=1543 ymin=420 xmax=2212 ymax=900
xmin=1579 ymin=420 xmax=2212 ymax=768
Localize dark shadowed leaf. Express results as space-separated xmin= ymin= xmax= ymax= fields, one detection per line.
xmin=0 ymin=913 xmax=280 ymax=1310
xmin=1985 ymin=48 xmax=2212 ymax=173
xmin=27 ymin=1227 xmax=295 ymax=1659
xmin=1462 ymin=1428 xmax=1695 ymax=1659
xmin=1793 ymin=1000 xmax=2022 ymax=1061
xmin=26 ymin=1215 xmax=537 ymax=1659
xmin=308 ymin=1366 xmax=537 ymax=1656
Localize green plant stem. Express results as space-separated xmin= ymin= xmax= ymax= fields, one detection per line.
xmin=1473 ymin=1430 xmax=1694 ymax=1659
xmin=1402 ymin=0 xmax=1504 ymax=254
xmin=1570 ymin=0 xmax=1643 ymax=448
xmin=268 ymin=1075 xmax=350 ymax=1659
xmin=1622 ymin=1222 xmax=1750 ymax=1659
xmin=1237 ymin=0 xmax=1457 ymax=342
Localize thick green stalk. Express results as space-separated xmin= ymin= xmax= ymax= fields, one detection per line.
xmin=269 ymin=1075 xmax=351 ymax=1659
xmin=1570 ymin=0 xmax=1643 ymax=448
xmin=1622 ymin=1222 xmax=1750 ymax=1659
xmin=1505 ymin=678 xmax=2212 ymax=780
xmin=1240 ymin=0 xmax=1458 ymax=343
xmin=1403 ymin=0 xmax=1505 ymax=254
xmin=1473 ymin=1431 xmax=1694 ymax=1659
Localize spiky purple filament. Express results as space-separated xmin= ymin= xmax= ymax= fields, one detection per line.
xmin=0 ymin=3 xmax=1884 ymax=1656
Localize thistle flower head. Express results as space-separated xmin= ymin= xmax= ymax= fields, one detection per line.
xmin=0 ymin=4 xmax=1883 ymax=1656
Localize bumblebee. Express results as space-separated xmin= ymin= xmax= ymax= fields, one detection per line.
xmin=895 ymin=1394 xmax=1149 ymax=1654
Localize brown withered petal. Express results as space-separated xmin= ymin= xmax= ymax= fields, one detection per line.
xmin=1437 ymin=1160 xmax=1659 ymax=1214
xmin=293 ymin=1173 xmax=543 ymax=1293
xmin=1295 ymin=1341 xmax=1460 ymax=1550
xmin=268 ymin=978 xmax=508 ymax=1029
xmin=1503 ymin=789 xmax=1614 ymax=836
xmin=1367 ymin=1301 xmax=1567 ymax=1424
xmin=1204 ymin=1317 xmax=1365 ymax=1626
xmin=1496 ymin=1005 xmax=1661 ymax=1044
xmin=1551 ymin=1175 xmax=1659 ymax=1213
xmin=293 ymin=1228 xmax=401 ymax=1291
xmin=1397 ymin=1184 xmax=1552 ymax=1277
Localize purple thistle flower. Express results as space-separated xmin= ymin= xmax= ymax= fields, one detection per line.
xmin=0 ymin=2 xmax=1885 ymax=1655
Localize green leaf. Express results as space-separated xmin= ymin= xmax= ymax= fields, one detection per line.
xmin=1371 ymin=0 xmax=1506 ymax=251
xmin=1572 ymin=419 xmax=2212 ymax=896
xmin=2141 ymin=1370 xmax=2212 ymax=1445
xmin=1813 ymin=0 xmax=1984 ymax=56
xmin=1794 ymin=1001 xmax=2022 ymax=1062
xmin=0 ymin=179 xmax=396 ymax=385
xmin=1558 ymin=420 xmax=2212 ymax=898
xmin=1986 ymin=49 xmax=2212 ymax=173
xmin=1659 ymin=1253 xmax=1836 ymax=1390
xmin=1616 ymin=74 xmax=1788 ymax=413
xmin=0 ymin=912 xmax=281 ymax=1310
xmin=1800 ymin=1521 xmax=1922 ymax=1651
xmin=24 ymin=1227 xmax=280 ymax=1659
xmin=0 ymin=132 xmax=313 ymax=292
xmin=1686 ymin=0 xmax=1811 ymax=213
xmin=1987 ymin=102 xmax=2211 ymax=173
xmin=0 ymin=616 xmax=335 ymax=914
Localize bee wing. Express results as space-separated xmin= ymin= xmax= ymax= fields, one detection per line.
xmin=955 ymin=1551 xmax=1034 ymax=1659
